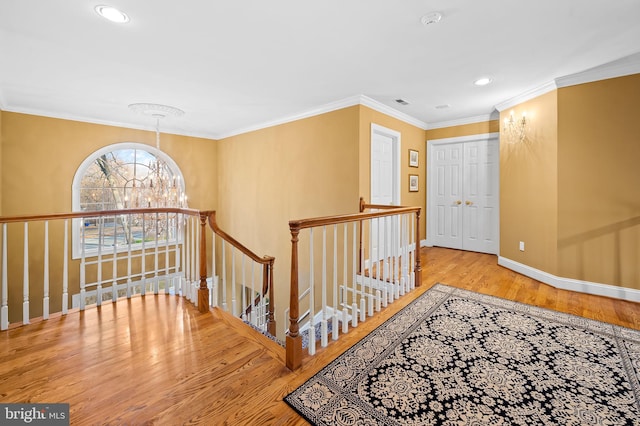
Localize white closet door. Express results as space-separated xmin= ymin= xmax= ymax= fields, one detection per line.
xmin=429 ymin=134 xmax=499 ymax=255
xmin=462 ymin=139 xmax=499 ymax=254
xmin=432 ymin=143 xmax=464 ymax=249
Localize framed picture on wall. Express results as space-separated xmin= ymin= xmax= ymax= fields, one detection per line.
xmin=409 ymin=174 xmax=419 ymax=192
xmin=409 ymin=149 xmax=419 ymax=167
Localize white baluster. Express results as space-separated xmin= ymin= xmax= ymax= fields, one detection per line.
xmin=231 ymin=247 xmax=237 ymax=316
xmin=165 ymin=212 xmax=170 ymax=293
xmin=63 ymin=219 xmax=69 ymax=315
xmin=352 ymin=223 xmax=358 ymax=328
xmin=96 ymin=217 xmax=103 ymax=306
xmin=141 ymin=214 xmax=147 ymax=296
xmin=320 ymin=226 xmax=328 ymax=348
xmin=332 ymin=225 xmax=338 ymax=341
xmin=192 ymin=216 xmax=197 ymax=303
xmin=23 ymin=222 xmax=29 ymax=324
xmin=154 ymin=212 xmax=159 ymax=295
xmin=381 ymin=215 xmax=388 ymax=307
xmin=2 ymin=223 xmax=9 ymax=330
xmin=126 ymin=213 xmax=132 ymax=298
xmin=183 ymin=216 xmax=189 ymax=298
xmin=221 ymin=240 xmax=227 ymax=311
xmin=364 ymin=218 xmax=372 ymax=320
xmin=250 ymin=261 xmax=256 ymax=326
xmin=308 ymin=228 xmax=315 ymax=355
xmin=241 ymin=254 xmax=246 ymax=321
xmin=80 ymin=219 xmax=86 ymax=310
xmin=43 ymin=221 xmax=49 ymax=319
xmin=112 ymin=217 xmax=118 ymax=303
xmin=174 ymin=213 xmax=181 ymax=296
xmin=211 ymin=231 xmax=216 ymax=307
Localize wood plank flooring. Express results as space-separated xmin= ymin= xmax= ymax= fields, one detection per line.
xmin=1 ymin=247 xmax=638 ymax=425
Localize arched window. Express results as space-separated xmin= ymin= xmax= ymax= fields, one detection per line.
xmin=72 ymin=143 xmax=186 ymax=258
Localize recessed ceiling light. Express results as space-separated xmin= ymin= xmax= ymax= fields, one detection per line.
xmin=435 ymin=104 xmax=450 ymax=109
xmin=95 ymin=5 xmax=130 ymax=23
xmin=474 ymin=77 xmax=493 ymax=86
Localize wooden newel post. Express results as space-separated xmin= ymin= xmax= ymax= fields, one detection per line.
xmin=286 ymin=226 xmax=302 ymax=370
xmin=198 ymin=212 xmax=210 ymax=313
xmin=414 ymin=208 xmax=422 ymax=287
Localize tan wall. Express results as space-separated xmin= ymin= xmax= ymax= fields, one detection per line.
xmin=425 ymin=120 xmax=499 ymax=141
xmin=557 ymin=74 xmax=640 ymax=289
xmin=500 ymin=91 xmax=559 ymax=274
xmin=0 ymin=112 xmax=218 ymax=321
xmin=216 ymin=106 xmax=361 ymax=335
xmin=358 ymin=106 xmax=427 ymax=240
xmin=0 ymin=110 xmax=3 ymax=216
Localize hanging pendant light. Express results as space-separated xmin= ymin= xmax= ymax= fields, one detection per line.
xmin=128 ymin=103 xmax=186 ymax=208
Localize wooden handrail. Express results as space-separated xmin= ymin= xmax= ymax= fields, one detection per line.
xmin=0 ymin=208 xmax=200 ymax=224
xmin=287 ymin=198 xmax=422 ymax=370
xmin=289 ymin=205 xmax=421 ymax=231
xmin=204 ymin=211 xmax=276 ymax=333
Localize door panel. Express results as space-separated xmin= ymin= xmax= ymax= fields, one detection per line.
xmin=432 ymin=144 xmax=463 ymax=249
xmin=430 ymin=136 xmax=499 ymax=254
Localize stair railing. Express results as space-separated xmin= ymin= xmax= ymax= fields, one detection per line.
xmin=0 ymin=208 xmax=275 ymax=336
xmin=286 ymin=199 xmax=421 ymax=370
xmin=200 ymin=211 xmax=276 ymax=336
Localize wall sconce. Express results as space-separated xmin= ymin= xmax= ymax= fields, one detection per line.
xmin=502 ymin=110 xmax=527 ymax=143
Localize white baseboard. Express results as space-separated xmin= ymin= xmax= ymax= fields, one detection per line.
xmin=498 ymin=256 xmax=640 ymax=303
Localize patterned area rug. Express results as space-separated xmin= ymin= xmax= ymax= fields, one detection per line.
xmin=284 ymin=284 xmax=640 ymax=425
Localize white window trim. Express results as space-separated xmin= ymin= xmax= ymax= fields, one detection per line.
xmin=71 ymin=142 xmax=186 ymax=259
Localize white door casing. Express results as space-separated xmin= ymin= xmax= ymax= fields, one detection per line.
xmin=370 ymin=123 xmax=401 ymax=262
xmin=427 ymin=133 xmax=499 ymax=255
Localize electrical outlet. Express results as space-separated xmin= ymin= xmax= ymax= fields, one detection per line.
xmin=519 ymin=241 xmax=525 ymax=251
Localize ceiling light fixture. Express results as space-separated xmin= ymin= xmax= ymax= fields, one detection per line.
xmin=95 ymin=5 xmax=130 ymax=23
xmin=421 ymin=12 xmax=443 ymax=26
xmin=474 ymin=77 xmax=493 ymax=86
xmin=435 ymin=104 xmax=450 ymax=109
xmin=128 ymin=103 xmax=186 ymax=208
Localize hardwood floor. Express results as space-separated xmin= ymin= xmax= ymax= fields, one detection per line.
xmin=1 ymin=247 xmax=638 ymax=425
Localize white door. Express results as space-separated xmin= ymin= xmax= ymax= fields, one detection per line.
xmin=370 ymin=124 xmax=400 ymax=262
xmin=432 ymin=143 xmax=464 ymax=249
xmin=462 ymin=139 xmax=499 ymax=253
xmin=428 ymin=134 xmax=499 ymax=255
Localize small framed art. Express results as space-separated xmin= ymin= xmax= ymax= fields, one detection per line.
xmin=409 ymin=149 xmax=419 ymax=168
xmin=409 ymin=174 xmax=419 ymax=192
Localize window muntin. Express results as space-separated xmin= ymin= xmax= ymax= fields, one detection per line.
xmin=72 ymin=143 xmax=185 ymax=258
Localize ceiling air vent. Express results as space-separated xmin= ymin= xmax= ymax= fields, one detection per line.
xmin=395 ymin=99 xmax=409 ymax=106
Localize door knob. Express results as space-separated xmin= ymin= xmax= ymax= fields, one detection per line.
xmin=465 ymin=200 xmax=473 ymax=206
xmin=456 ymin=200 xmax=462 ymax=205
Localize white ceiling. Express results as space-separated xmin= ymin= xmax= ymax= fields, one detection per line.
xmin=1 ymin=0 xmax=639 ymax=139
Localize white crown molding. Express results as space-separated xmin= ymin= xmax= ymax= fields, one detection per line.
xmin=498 ymin=256 xmax=640 ymax=303
xmin=495 ymin=81 xmax=558 ymax=112
xmin=426 ymin=113 xmax=497 ymax=130
xmin=0 ymin=105 xmax=219 ymax=140
xmin=495 ymin=52 xmax=640 ymax=111
xmin=215 ymin=95 xmax=363 ymax=139
xmin=358 ymin=95 xmax=429 ymax=130
xmin=555 ymin=51 xmax=640 ymax=88
xmin=217 ymin=94 xmax=428 ymax=139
